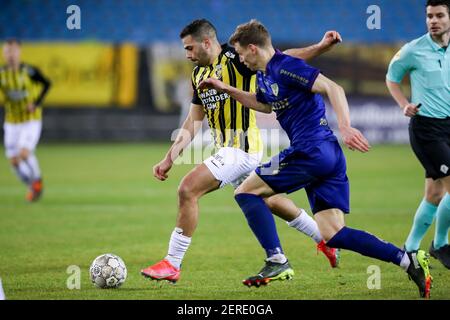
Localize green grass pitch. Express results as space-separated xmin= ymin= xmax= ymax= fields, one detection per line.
xmin=0 ymin=143 xmax=449 ymax=300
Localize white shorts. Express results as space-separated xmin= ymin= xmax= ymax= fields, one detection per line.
xmin=4 ymin=120 xmax=42 ymax=158
xmin=203 ymin=147 xmax=263 ymax=189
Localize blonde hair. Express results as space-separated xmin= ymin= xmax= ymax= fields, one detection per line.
xmin=229 ymin=19 xmax=271 ymax=47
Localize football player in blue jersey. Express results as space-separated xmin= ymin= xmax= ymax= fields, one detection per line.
xmin=200 ymin=19 xmax=433 ymax=298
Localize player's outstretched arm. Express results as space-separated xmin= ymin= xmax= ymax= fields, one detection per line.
xmin=153 ymin=104 xmax=205 ymax=181
xmin=312 ymin=73 xmax=370 ymax=153
xmin=284 ymin=31 xmax=342 ymax=61
xmin=199 ymin=78 xmax=272 ymax=114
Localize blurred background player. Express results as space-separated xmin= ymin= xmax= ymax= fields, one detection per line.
xmin=0 ymin=39 xmax=51 ymax=202
xmin=386 ymin=0 xmax=450 ymax=269
xmin=141 ymin=19 xmax=342 ymax=284
xmin=201 ymin=19 xmax=433 ymax=298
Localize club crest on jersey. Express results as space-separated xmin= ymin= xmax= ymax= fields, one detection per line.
xmin=213 ymin=65 xmax=222 ymax=79
xmin=270 ymin=83 xmax=279 ymax=96
xmin=320 ymin=118 xmax=328 ymax=126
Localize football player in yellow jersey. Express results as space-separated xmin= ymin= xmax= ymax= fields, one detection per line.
xmin=141 ymin=20 xmax=341 ymax=283
xmin=0 ymin=39 xmax=51 ymax=202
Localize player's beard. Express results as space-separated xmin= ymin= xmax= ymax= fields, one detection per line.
xmin=194 ymin=50 xmax=212 ymax=67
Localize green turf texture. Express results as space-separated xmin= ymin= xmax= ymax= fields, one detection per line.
xmin=0 ymin=143 xmax=449 ymax=300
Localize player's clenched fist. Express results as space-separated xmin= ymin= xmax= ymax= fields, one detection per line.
xmin=402 ymin=103 xmax=421 ymax=118
xmin=320 ymin=31 xmax=343 ymax=50
xmin=153 ymin=158 xmax=172 ymax=181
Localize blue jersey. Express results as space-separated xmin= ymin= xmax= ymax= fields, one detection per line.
xmin=254 ymin=50 xmax=349 ymax=214
xmin=255 ymin=50 xmax=336 ymax=147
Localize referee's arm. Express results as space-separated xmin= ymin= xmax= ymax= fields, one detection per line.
xmin=386 ymin=79 xmax=409 ymax=109
xmin=386 ymin=43 xmax=420 ymax=118
xmin=386 ymin=80 xmax=420 ymax=118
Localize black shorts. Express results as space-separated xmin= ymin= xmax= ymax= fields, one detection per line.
xmin=409 ymin=115 xmax=450 ymax=180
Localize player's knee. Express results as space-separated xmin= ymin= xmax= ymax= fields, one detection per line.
xmin=263 ymin=196 xmax=275 ymax=209
xmin=19 ymin=148 xmax=30 ymax=161
xmin=264 ymin=195 xmax=278 ymax=211
xmin=177 ymin=180 xmax=196 ymax=201
xmin=177 ymin=184 xmax=192 ymax=200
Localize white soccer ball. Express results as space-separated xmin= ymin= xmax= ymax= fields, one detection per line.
xmin=89 ymin=253 xmax=127 ymax=289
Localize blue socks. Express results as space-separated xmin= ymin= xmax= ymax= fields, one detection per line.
xmin=405 ymin=199 xmax=437 ymax=252
xmin=434 ymin=193 xmax=450 ymax=249
xmin=235 ymin=193 xmax=284 ymax=257
xmin=327 ymin=227 xmax=405 ymax=266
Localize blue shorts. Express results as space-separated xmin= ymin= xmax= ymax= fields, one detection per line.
xmin=255 ymin=140 xmax=350 ymax=214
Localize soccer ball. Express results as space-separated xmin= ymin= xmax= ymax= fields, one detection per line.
xmin=89 ymin=253 xmax=127 ymax=289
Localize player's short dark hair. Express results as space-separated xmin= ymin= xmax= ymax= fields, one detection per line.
xmin=229 ymin=19 xmax=271 ymax=48
xmin=426 ymin=0 xmax=450 ymax=13
xmin=179 ymin=19 xmax=217 ymax=41
xmin=5 ymin=38 xmax=21 ymax=46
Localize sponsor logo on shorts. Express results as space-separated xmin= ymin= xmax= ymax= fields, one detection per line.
xmin=210 ymin=160 xmax=220 ymax=168
xmin=441 ymin=164 xmax=449 ymax=174
xmin=212 ymin=154 xmax=225 ymax=166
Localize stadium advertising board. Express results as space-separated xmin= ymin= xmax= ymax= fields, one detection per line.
xmin=0 ymin=42 xmax=137 ymax=107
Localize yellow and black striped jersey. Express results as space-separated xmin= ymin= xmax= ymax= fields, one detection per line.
xmin=0 ymin=63 xmax=51 ymax=124
xmin=191 ymin=44 xmax=263 ymax=154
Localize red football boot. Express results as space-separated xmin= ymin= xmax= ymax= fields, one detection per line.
xmin=317 ymin=240 xmax=340 ymax=268
xmin=141 ymin=259 xmax=180 ymax=283
xmin=26 ymin=178 xmax=43 ymax=202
